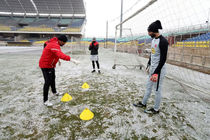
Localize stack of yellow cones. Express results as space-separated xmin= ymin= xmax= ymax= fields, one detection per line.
xmin=80 ymin=108 xmax=94 ymax=121
xmin=61 ymin=93 xmax=72 ymax=102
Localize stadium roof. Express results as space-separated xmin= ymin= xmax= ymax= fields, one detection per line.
xmin=0 ymin=0 xmax=85 ymax=17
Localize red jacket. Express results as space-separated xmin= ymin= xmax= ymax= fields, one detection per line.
xmin=39 ymin=37 xmax=71 ymax=68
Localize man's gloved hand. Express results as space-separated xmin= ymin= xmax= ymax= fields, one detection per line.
xmin=70 ymin=59 xmax=80 ymax=65
xmin=150 ymin=74 xmax=158 ymax=82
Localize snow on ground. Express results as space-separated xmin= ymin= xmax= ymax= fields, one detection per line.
xmin=0 ymin=46 xmax=210 ymax=139
xmin=0 ymin=46 xmax=41 ymax=54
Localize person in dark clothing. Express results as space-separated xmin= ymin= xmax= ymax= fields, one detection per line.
xmin=89 ymin=37 xmax=100 ymax=73
xmin=134 ymin=20 xmax=168 ymax=114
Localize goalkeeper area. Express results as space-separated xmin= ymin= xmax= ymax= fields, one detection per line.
xmin=0 ymin=46 xmax=210 ymax=139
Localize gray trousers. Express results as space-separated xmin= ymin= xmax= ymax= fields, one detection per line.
xmin=142 ymin=67 xmax=166 ymax=111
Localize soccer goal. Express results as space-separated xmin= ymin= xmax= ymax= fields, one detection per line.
xmin=66 ymin=36 xmax=87 ymax=55
xmin=112 ymin=0 xmax=158 ymax=70
xmin=112 ymin=27 xmax=144 ymax=70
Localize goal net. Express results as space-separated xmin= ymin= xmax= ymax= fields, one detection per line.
xmin=66 ymin=36 xmax=87 ymax=55
xmin=113 ymin=27 xmax=144 ymax=69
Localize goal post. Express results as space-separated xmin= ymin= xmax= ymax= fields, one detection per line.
xmin=113 ymin=0 xmax=158 ymax=70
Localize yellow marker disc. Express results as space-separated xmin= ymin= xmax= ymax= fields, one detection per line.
xmin=80 ymin=108 xmax=94 ymax=121
xmin=82 ymin=82 xmax=90 ymax=89
xmin=61 ymin=93 xmax=72 ymax=102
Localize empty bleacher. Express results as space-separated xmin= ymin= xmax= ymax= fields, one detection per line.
xmin=0 ymin=0 xmax=85 ymax=15
xmin=0 ymin=16 xmax=17 ymax=26
xmin=185 ymin=32 xmax=210 ymax=42
xmin=0 ymin=24 xmax=11 ymax=31
xmin=33 ymin=0 xmax=85 ymax=14
xmin=62 ymin=28 xmax=81 ymax=32
xmin=0 ymin=0 xmax=86 ymax=34
xmin=0 ymin=0 xmax=10 ymax=12
xmin=173 ymin=32 xmax=210 ymax=48
xmin=58 ymin=18 xmax=72 ymax=25
xmin=18 ymin=25 xmax=55 ymax=32
xmin=0 ymin=16 xmax=85 ymax=33
xmin=30 ymin=17 xmax=59 ymax=27
xmin=70 ymin=19 xmax=85 ymax=27
xmin=19 ymin=17 xmax=36 ymax=24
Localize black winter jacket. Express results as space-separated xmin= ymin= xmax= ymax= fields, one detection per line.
xmin=89 ymin=41 xmax=99 ymax=55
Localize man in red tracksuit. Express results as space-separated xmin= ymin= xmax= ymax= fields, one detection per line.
xmin=39 ymin=35 xmax=75 ymax=106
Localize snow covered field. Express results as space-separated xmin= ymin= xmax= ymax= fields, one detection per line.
xmin=0 ymin=46 xmax=210 ymax=139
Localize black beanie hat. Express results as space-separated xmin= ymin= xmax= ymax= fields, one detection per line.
xmin=58 ymin=35 xmax=68 ymax=42
xmin=147 ymin=20 xmax=162 ymax=33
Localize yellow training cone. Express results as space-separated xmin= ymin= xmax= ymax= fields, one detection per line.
xmin=82 ymin=82 xmax=90 ymax=89
xmin=80 ymin=108 xmax=94 ymax=121
xmin=61 ymin=93 xmax=72 ymax=102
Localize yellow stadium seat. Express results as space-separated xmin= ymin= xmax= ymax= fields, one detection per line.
xmin=34 ymin=40 xmax=47 ymax=44
xmin=18 ymin=26 xmax=54 ymax=32
xmin=62 ymin=28 xmax=81 ymax=32
xmin=20 ymin=40 xmax=29 ymax=42
xmin=0 ymin=25 xmax=11 ymax=31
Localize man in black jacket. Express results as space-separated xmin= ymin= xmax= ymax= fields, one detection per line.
xmin=89 ymin=37 xmax=100 ymax=73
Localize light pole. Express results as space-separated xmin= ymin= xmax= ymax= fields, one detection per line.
xmin=106 ymin=20 xmax=108 ymax=48
xmin=120 ymin=0 xmax=123 ymax=37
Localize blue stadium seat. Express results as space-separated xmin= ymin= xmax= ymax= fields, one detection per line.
xmin=184 ymin=32 xmax=210 ymax=42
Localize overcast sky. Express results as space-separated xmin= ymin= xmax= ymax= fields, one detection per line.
xmin=84 ymin=0 xmax=120 ymax=38
xmin=84 ymin=0 xmax=210 ymax=38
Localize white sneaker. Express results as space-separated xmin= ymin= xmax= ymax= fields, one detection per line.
xmin=54 ymin=92 xmax=63 ymax=96
xmin=44 ymin=100 xmax=53 ymax=106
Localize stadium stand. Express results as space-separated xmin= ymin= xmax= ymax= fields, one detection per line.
xmin=20 ymin=40 xmax=30 ymax=42
xmin=173 ymin=32 xmax=210 ymax=48
xmin=19 ymin=17 xmax=37 ymax=24
xmin=33 ymin=40 xmax=47 ymax=45
xmin=0 ymin=25 xmax=11 ymax=31
xmin=33 ymin=0 xmax=85 ymax=14
xmin=0 ymin=0 xmax=86 ymax=35
xmin=0 ymin=0 xmax=85 ymax=14
xmin=62 ymin=28 xmax=81 ymax=32
xmin=0 ymin=16 xmax=85 ymax=33
xmin=71 ymin=19 xmax=85 ymax=27
xmin=58 ymin=18 xmax=72 ymax=25
xmin=18 ymin=26 xmax=55 ymax=32
xmin=184 ymin=32 xmax=210 ymax=42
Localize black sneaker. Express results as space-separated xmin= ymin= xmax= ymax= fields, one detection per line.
xmin=98 ymin=70 xmax=101 ymax=74
xmin=91 ymin=70 xmax=96 ymax=73
xmin=144 ymin=108 xmax=159 ymax=114
xmin=133 ymin=102 xmax=146 ymax=108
